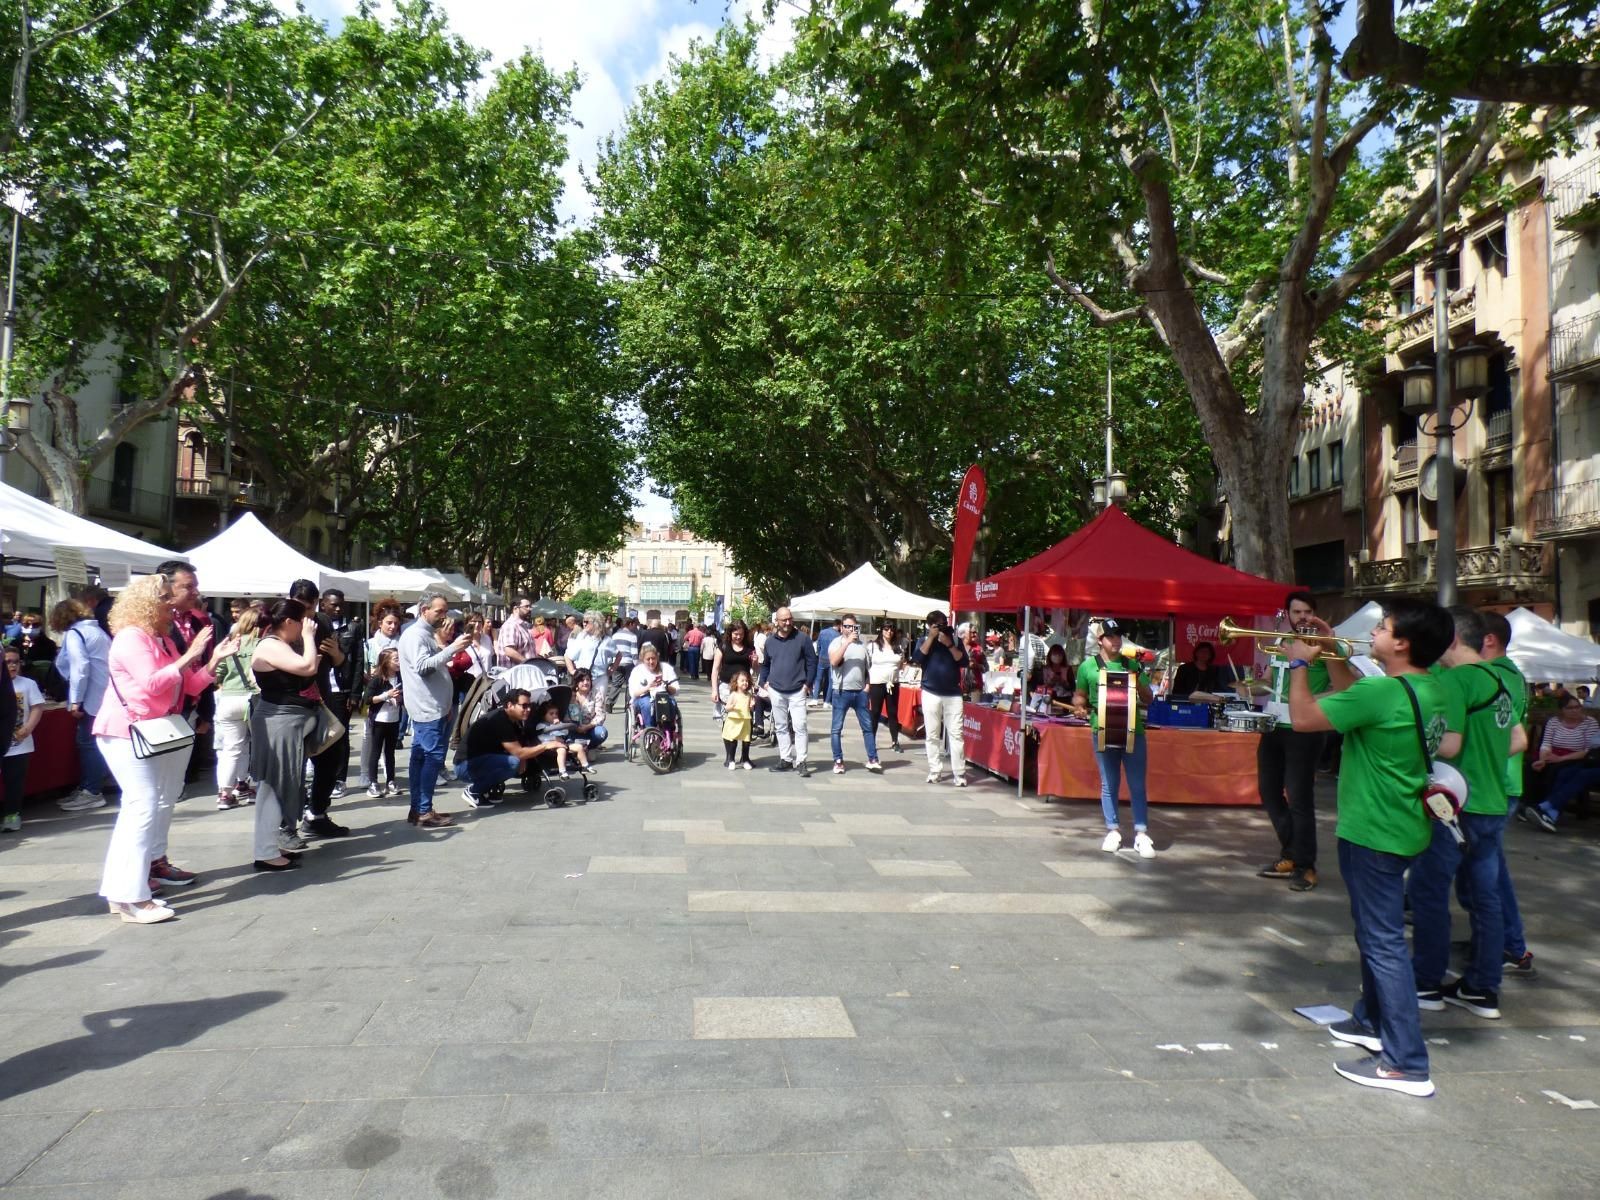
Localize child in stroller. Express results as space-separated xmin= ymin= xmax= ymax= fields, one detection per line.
xmin=535 ymin=699 xmax=593 ymax=778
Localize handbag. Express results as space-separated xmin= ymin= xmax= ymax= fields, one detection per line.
xmin=108 ymin=665 xmax=196 ymax=761
xmin=307 ymin=702 xmax=346 ymax=757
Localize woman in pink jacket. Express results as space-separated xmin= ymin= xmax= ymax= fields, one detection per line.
xmin=96 ymin=574 xmax=233 ymax=924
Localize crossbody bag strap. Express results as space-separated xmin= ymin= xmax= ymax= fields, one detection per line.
xmin=1397 ymin=676 xmax=1432 ymax=773
xmin=1466 ymin=662 xmax=1509 ymax=714
xmin=106 ymin=638 xmax=184 ymax=718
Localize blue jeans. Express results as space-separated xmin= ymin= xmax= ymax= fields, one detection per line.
xmin=76 ymin=710 xmax=109 ymax=795
xmin=1094 ymin=735 xmax=1149 ymax=830
xmin=812 ymin=652 xmax=832 ymax=703
xmin=829 ymin=689 xmax=878 ymax=763
xmin=454 ymin=753 xmax=521 ymax=793
xmin=1540 ymin=764 xmax=1600 ymax=819
xmin=684 ymin=648 xmax=700 ymax=679
xmin=1342 ymin=839 xmax=1429 ymax=1075
xmin=408 ymin=717 xmax=448 ymax=816
xmin=633 ymin=695 xmax=655 ymax=729
xmin=1411 ymin=811 xmax=1505 ymax=993
xmin=584 ymin=725 xmax=608 ymax=749
xmin=1458 ymin=805 xmax=1527 ymax=959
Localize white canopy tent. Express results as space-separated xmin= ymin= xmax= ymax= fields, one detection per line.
xmin=1333 ymin=601 xmax=1383 ymax=642
xmin=1506 ymin=607 xmax=1600 ymax=682
xmin=0 ymin=479 xmax=178 ymax=580
xmin=184 ymin=512 xmax=370 ymax=601
xmin=346 ymin=564 xmax=443 ymax=603
xmin=789 ymin=563 xmax=948 ymax=623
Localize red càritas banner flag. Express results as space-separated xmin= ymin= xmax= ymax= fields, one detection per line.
xmin=949 ymin=464 xmax=987 ymax=606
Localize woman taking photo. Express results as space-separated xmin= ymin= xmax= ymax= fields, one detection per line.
xmin=247 ymin=599 xmax=320 ymax=872
xmin=212 ymin=605 xmax=261 ymax=810
xmin=96 ymin=574 xmax=228 ymax=923
xmin=866 ymin=622 xmax=904 ymax=754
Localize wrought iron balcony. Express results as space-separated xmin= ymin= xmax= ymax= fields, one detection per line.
xmin=1550 ymin=158 xmax=1600 ymax=230
xmin=1390 ymin=286 xmax=1476 ymax=351
xmin=1550 ymin=310 xmax=1600 ymax=381
xmin=1532 ymin=479 xmax=1600 ymax=540
xmin=1484 ymin=407 xmax=1512 ymax=450
xmin=1354 ymin=538 xmax=1551 ymax=595
xmin=86 ymin=477 xmax=172 ymax=529
xmin=1393 ymin=438 xmax=1418 ymax=478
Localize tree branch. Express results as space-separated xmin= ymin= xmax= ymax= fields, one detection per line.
xmin=1043 ymin=250 xmax=1145 ymax=327
xmin=1341 ymin=0 xmax=1600 ymax=108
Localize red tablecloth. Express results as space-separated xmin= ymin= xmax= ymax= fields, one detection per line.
xmin=1035 ymin=724 xmax=1260 ymax=806
xmin=895 ymin=684 xmax=926 ymax=740
xmin=24 ymin=707 xmax=80 ymax=797
xmin=962 ymin=702 xmax=1029 ymax=780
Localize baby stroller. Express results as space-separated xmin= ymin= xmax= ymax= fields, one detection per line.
xmin=454 ymin=662 xmax=597 ymax=806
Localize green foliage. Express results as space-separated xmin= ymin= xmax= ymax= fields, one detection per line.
xmin=566 ymin=589 xmax=622 ymax=616
xmin=594 ymin=23 xmax=1208 ymax=600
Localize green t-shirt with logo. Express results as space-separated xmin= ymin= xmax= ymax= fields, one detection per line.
xmin=1075 ymin=655 xmax=1144 ymax=734
xmin=1435 ymin=660 xmax=1516 ymax=815
xmin=1319 ymin=672 xmax=1447 ymax=856
xmin=1489 ymin=655 xmax=1528 ymax=799
xmin=1264 ymin=651 xmax=1333 ymax=730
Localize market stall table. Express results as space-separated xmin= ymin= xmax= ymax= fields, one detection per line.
xmin=24 ymin=707 xmax=79 ymax=797
xmin=1035 ymin=724 xmax=1260 ymax=806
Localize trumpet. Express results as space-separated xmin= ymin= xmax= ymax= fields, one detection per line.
xmin=1216 ymin=616 xmax=1369 ymax=661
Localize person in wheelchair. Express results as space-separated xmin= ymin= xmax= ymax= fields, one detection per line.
xmin=628 ymin=644 xmax=680 ymax=731
xmin=453 ymin=689 xmax=566 ymax=806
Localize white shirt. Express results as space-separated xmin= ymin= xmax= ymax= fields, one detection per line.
xmin=7 ymin=676 xmax=44 ymax=757
xmin=372 ymin=675 xmax=402 ymax=723
xmin=565 ymin=631 xmax=604 ymax=672
xmin=629 ymin=662 xmax=679 ymax=697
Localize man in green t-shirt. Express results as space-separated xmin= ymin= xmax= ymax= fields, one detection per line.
xmin=1410 ymin=607 xmax=1529 ymax=1022
xmin=1257 ymin=590 xmax=1348 ymax=892
xmin=1071 ymin=619 xmax=1156 ymax=858
xmin=1480 ymin=612 xmax=1534 ymax=977
xmin=1284 ymin=597 xmax=1454 ymax=1098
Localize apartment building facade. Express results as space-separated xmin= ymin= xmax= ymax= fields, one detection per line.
xmin=570 ymin=525 xmax=748 ymax=618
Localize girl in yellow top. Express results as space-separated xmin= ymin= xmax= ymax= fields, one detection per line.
xmin=722 ymin=670 xmax=754 ymax=769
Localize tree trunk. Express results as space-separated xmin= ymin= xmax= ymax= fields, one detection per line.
xmin=15 ymin=436 xmax=87 ymax=513
xmin=1214 ymin=428 xmax=1296 ymax=583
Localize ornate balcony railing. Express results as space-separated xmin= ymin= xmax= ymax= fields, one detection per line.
xmin=1484 ymin=408 xmax=1513 ymax=450
xmin=1532 ymin=479 xmax=1600 ymax=539
xmin=1550 ymin=310 xmax=1600 ymax=380
xmin=1549 ymin=158 xmax=1600 ymax=228
xmin=1354 ymin=539 xmax=1551 ymax=594
xmin=1393 ymin=439 xmax=1418 ymax=478
xmin=1391 ymin=286 xmax=1476 ymax=351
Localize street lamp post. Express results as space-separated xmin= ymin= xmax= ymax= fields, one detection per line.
xmin=1432 ymin=122 xmax=1458 ymax=606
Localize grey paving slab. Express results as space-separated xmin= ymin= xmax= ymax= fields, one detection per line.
xmin=6 ymin=687 xmax=1600 ymax=1199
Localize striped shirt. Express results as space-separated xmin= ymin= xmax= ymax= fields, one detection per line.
xmin=1541 ymin=714 xmax=1599 ymax=756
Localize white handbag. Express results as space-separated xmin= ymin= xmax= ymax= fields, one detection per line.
xmin=109 ymin=669 xmax=197 ymax=760
xmin=129 ymin=714 xmax=196 ymax=760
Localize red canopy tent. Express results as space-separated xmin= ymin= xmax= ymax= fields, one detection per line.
xmin=951 ymin=505 xmax=1290 ymax=617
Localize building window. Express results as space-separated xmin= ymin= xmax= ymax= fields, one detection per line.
xmin=1307 ymin=450 xmax=1322 ymax=492
xmin=1328 ymin=440 xmax=1343 ymax=486
xmin=1488 ymin=469 xmax=1514 ymax=534
xmin=1474 ymin=227 xmax=1508 ymax=275
xmin=110 ymin=443 xmax=137 ymax=512
xmin=1445 ymin=250 xmax=1462 ymax=293
xmin=702 ymin=555 xmax=711 ymax=575
xmin=1288 ymin=457 xmax=1299 ymax=497
xmin=1393 ymin=284 xmax=1415 ymax=316
xmin=1401 ymin=491 xmax=1420 ymax=547
xmin=308 ymin=527 xmax=324 ymax=557
xmin=628 ymin=556 xmax=637 ymax=576
xmin=597 ymin=571 xmax=608 ymax=591
xmin=679 ymin=554 xmax=687 ymax=575
xmin=650 ymin=555 xmax=658 ymax=574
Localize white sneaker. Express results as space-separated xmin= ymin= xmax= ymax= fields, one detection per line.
xmin=740 ymin=761 xmax=753 ymax=770
xmin=926 ymin=772 xmax=942 ymax=784
xmin=952 ymin=775 xmax=967 ymax=788
xmin=58 ymin=791 xmax=106 ymax=812
xmin=726 ymin=761 xmax=737 ymax=770
xmin=1100 ymin=828 xmax=1122 ymax=853
xmin=367 ymin=783 xmax=383 ymax=798
xmin=1 ymin=813 xmax=20 ymax=833
xmin=1133 ymin=831 xmax=1156 ymax=859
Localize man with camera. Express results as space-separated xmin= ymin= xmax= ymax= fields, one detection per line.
xmin=826 ymin=614 xmax=880 ymax=774
xmin=910 ymin=609 xmax=968 ymax=786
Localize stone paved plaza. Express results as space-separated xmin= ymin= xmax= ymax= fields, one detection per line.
xmin=2 ymin=683 xmax=1599 ymax=1199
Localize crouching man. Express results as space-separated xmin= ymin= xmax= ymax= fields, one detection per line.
xmin=453 ymin=689 xmax=563 ymax=806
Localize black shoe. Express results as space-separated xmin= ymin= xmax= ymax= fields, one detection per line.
xmin=302 ymin=816 xmax=350 ymax=839
xmin=276 ymin=829 xmax=309 ymax=852
xmin=1288 ymin=867 xmax=1318 ymax=892
xmin=253 ymin=858 xmax=300 ymax=872
xmin=1441 ymin=979 xmax=1501 ymax=1019
xmin=795 ymin=763 xmax=812 ymax=778
xmin=1257 ymin=858 xmax=1295 ymax=879
xmin=1503 ymin=951 xmax=1537 ymax=979
xmin=1415 ymin=987 xmax=1444 ymax=1012
xmin=1328 ymin=1018 xmax=1382 ymax=1053
xmin=768 ymin=761 xmax=793 ymax=773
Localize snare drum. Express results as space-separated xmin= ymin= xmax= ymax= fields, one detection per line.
xmin=1219 ymin=710 xmax=1259 ymax=734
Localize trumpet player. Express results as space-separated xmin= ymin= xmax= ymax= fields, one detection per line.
xmin=1256 ymin=591 xmax=1349 ymax=892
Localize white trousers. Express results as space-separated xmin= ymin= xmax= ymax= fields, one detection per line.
xmin=769 ymin=689 xmax=809 ymax=766
xmin=98 ymin=735 xmax=187 ymax=902
xmin=921 ymin=692 xmax=966 ymax=779
xmin=214 ymin=693 xmax=252 ymax=791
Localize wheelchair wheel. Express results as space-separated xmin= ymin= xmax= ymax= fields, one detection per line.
xmin=625 ymin=721 xmax=638 ymax=763
xmin=640 ymin=727 xmax=672 ymax=774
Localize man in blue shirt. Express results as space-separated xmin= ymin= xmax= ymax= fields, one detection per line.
xmin=810 ymin=618 xmax=840 ymax=708
xmin=760 ymin=607 xmax=818 ymax=776
xmin=910 ymin=609 xmax=968 ymax=786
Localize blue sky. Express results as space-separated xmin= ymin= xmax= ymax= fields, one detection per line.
xmin=289 ymin=1 xmax=791 ymax=525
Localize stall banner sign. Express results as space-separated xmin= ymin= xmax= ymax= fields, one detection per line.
xmin=1175 ymin=614 xmax=1266 ymax=670
xmin=52 ymin=546 xmax=88 ymax=586
xmin=962 ymin=702 xmax=1023 ymax=780
xmin=949 ymin=464 xmax=987 ymax=601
